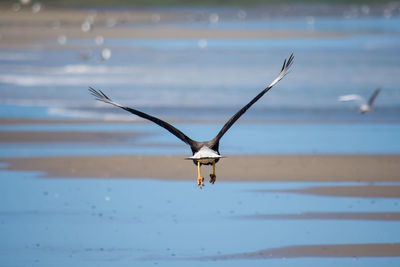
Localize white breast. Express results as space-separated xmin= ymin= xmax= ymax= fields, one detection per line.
xmin=188 ymin=146 xmax=222 ymax=162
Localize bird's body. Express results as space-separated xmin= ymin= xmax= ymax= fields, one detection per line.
xmin=360 ymin=104 xmax=372 ymax=113
xmin=187 ymin=146 xmax=222 ymax=165
xmin=338 ymin=89 xmax=381 ymax=114
xmin=89 ymin=54 xmax=294 ymax=188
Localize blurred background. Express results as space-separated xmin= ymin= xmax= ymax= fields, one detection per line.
xmin=1 ymin=0 xmax=400 ymax=155
xmin=1 ymin=0 xmax=400 ymax=118
xmin=1 ymin=1 xmax=400 ymax=266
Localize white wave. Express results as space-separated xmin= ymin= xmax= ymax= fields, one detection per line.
xmin=0 ymin=63 xmax=270 ymax=86
xmin=0 ymin=64 xmax=138 ymax=76
xmin=0 ymin=98 xmax=138 ymax=120
xmin=62 ymin=65 xmax=109 ymax=74
xmin=51 ymin=65 xmax=142 ymax=75
xmin=0 ymin=74 xmax=136 ymax=87
xmin=47 ymin=107 xmax=138 ymax=121
xmin=47 ymin=107 xmax=98 ymax=119
xmin=1 ymin=98 xmax=63 ymax=107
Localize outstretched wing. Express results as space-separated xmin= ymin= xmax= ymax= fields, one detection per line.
xmin=368 ymin=88 xmax=381 ymax=106
xmin=89 ymin=87 xmax=196 ymax=147
xmin=209 ymin=53 xmax=294 ymax=148
xmin=338 ymin=94 xmax=366 ymax=106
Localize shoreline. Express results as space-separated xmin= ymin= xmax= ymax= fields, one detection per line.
xmin=3 ymin=154 xmax=400 ymax=182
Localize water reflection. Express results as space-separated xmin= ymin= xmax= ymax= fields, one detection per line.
xmin=1 ymin=171 xmax=399 ymax=266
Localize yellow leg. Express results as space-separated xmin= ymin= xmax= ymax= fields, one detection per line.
xmin=213 ymin=161 xmax=215 ymax=175
xmin=197 ymin=161 xmax=204 ymax=189
xmin=209 ymin=161 xmax=216 ymax=184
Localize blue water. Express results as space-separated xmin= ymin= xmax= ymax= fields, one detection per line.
xmin=1 ymin=122 xmax=400 ymax=157
xmin=0 ymin=170 xmax=399 ymax=266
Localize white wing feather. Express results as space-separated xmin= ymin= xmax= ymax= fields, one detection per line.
xmin=338 ymin=94 xmax=366 ymax=106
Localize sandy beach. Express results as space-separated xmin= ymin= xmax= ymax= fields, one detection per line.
xmin=0 ymin=131 xmax=145 ymax=143
xmin=3 ymin=154 xmax=400 ymax=183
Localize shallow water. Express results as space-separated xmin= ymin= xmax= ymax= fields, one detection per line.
xmin=1 ymin=122 xmax=400 ymax=157
xmin=0 ymin=170 xmax=399 ymax=266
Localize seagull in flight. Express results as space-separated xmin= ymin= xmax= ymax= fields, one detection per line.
xmin=338 ymin=88 xmax=381 ymax=114
xmin=89 ymin=54 xmax=294 ymax=189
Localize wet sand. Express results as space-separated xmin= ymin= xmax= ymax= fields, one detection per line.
xmin=3 ymin=154 xmax=400 ymax=183
xmin=207 ymin=243 xmax=400 ymax=260
xmin=259 ymin=185 xmax=400 ymax=198
xmin=0 ymin=131 xmax=145 ymax=143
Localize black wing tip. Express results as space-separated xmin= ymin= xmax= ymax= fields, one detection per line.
xmin=368 ymin=88 xmax=382 ymax=105
xmin=88 ymin=86 xmax=99 ymax=94
xmin=281 ymin=59 xmax=287 ymax=72
xmin=99 ymin=89 xmax=110 ymax=100
xmin=286 ymin=53 xmax=294 ymax=68
xmin=281 ymin=53 xmax=294 ymax=72
xmin=88 ymin=87 xmax=100 ymax=97
xmin=88 ymin=87 xmax=112 ymax=102
xmin=88 ymin=86 xmax=96 ymax=94
xmin=371 ymin=88 xmax=381 ymax=97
